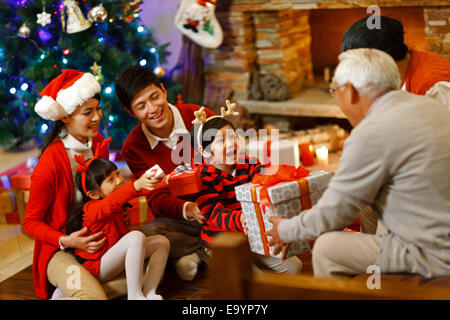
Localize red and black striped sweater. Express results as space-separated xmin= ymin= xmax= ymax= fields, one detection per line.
xmin=195 ymin=156 xmax=264 ymax=248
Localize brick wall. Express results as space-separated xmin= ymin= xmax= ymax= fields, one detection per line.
xmin=424 ymin=7 xmax=450 ymax=60
xmin=203 ymin=2 xmax=447 ymax=104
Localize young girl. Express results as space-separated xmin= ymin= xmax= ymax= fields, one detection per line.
xmin=190 ymin=102 xmax=303 ymax=274
xmin=66 ymin=142 xmax=170 ymax=300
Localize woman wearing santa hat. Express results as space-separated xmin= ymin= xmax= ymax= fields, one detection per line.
xmin=23 ymin=69 xmax=111 ymax=300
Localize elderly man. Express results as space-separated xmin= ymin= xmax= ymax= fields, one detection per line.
xmin=267 ymin=48 xmax=450 ymax=279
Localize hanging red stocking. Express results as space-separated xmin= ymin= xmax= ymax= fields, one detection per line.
xmin=174 ymin=0 xmax=223 ymax=49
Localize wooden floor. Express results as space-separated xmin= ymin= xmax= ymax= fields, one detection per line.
xmin=0 ymin=250 xmax=312 ymax=300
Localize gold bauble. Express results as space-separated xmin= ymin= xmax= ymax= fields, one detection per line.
xmin=18 ymin=23 xmax=31 ymax=38
xmin=88 ymin=5 xmax=108 ymax=23
xmin=153 ymin=65 xmax=166 ymax=77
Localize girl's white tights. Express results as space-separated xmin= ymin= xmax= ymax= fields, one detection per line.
xmin=98 ymin=230 xmax=170 ymax=300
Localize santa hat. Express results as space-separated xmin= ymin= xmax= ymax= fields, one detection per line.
xmin=34 ymin=69 xmax=101 ymax=121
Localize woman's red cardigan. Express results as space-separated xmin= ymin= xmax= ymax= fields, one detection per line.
xmin=23 ymin=134 xmax=108 ymax=299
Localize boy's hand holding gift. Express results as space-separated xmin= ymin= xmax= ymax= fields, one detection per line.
xmin=240 ymin=213 xmax=248 ymax=236
xmin=134 ymin=164 xmax=166 ymax=192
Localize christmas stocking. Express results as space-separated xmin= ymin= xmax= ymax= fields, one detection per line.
xmin=174 ymin=0 xmax=223 ymax=49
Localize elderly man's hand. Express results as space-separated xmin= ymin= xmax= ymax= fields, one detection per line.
xmin=267 ymin=216 xmax=291 ymax=261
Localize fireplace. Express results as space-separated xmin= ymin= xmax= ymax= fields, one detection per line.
xmin=202 ymin=0 xmax=449 ymax=123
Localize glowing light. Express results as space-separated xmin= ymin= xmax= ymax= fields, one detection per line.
xmin=21 ymin=83 xmax=28 ymax=91
xmin=9 ymin=87 xmax=16 ymax=94
xmin=40 ymin=123 xmax=49 ymax=134
xmin=62 ymin=58 xmax=68 ymax=64
xmin=98 ymin=37 xmax=104 ymax=43
xmin=105 ymin=87 xmax=112 ymax=94
xmin=108 ymin=115 xmax=114 ymax=121
xmin=40 ymin=54 xmax=46 ymax=59
xmin=137 ymin=26 xmax=144 ymax=33
xmin=63 ymin=49 xmax=70 ymax=55
xmin=139 ymin=59 xmax=147 ymax=66
xmin=149 ymin=47 xmax=156 ymax=53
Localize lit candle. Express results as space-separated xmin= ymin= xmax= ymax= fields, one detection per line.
xmin=300 ymin=143 xmax=314 ymax=166
xmin=316 ymin=146 xmax=329 ymax=166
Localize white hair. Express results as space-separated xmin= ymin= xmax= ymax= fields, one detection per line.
xmin=333 ymin=48 xmax=402 ymax=100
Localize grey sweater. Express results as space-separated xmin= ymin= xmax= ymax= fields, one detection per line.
xmin=278 ymin=90 xmax=450 ymax=278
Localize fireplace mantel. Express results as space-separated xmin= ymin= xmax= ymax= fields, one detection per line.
xmin=202 ymin=2 xmax=449 ymax=120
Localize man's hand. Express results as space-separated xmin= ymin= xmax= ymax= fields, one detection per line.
xmin=185 ymin=202 xmax=205 ymax=224
xmin=240 ymin=213 xmax=248 ymax=236
xmin=60 ymin=227 xmax=106 ymax=254
xmin=266 ymin=216 xmax=290 ymax=261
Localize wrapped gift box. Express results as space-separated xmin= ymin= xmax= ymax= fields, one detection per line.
xmin=0 ymin=189 xmax=16 ymax=214
xmin=10 ymin=169 xmax=32 ymax=189
xmin=246 ymin=139 xmax=300 ymax=167
xmin=167 ymin=164 xmax=202 ymax=197
xmin=126 ymin=196 xmax=152 ymax=225
xmin=235 ymin=170 xmax=332 ymax=259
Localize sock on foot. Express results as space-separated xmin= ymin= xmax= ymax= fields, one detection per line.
xmin=50 ymin=288 xmax=68 ymax=300
xmin=146 ymin=293 xmax=164 ymax=300
xmin=174 ymin=252 xmax=201 ymax=281
xmin=128 ymin=291 xmax=149 ymax=300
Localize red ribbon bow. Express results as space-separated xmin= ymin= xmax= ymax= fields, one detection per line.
xmin=249 ymin=164 xmax=310 ymax=256
xmin=74 ymin=137 xmax=112 ymax=195
xmin=251 ymin=164 xmax=311 ymax=214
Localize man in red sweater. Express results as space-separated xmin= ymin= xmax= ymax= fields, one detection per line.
xmin=116 ymin=66 xmax=215 ymax=281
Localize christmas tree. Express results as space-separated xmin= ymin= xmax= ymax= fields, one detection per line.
xmin=0 ymin=0 xmax=181 ymax=151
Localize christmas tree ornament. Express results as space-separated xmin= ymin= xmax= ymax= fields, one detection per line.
xmin=153 ymin=65 xmax=166 ymax=78
xmin=18 ymin=23 xmax=31 ymax=38
xmin=88 ymin=5 xmax=108 ymax=23
xmin=123 ymin=0 xmax=142 ymax=23
xmin=63 ymin=0 xmax=92 ymax=34
xmin=174 ymin=0 xmax=223 ymax=49
xmin=37 ymin=0 xmax=51 ymax=27
xmin=90 ymin=61 xmax=104 ymax=83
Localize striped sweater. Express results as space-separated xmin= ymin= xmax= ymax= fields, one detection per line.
xmin=195 ymin=156 xmax=263 ymax=248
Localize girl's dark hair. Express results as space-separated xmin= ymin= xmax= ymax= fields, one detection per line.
xmin=65 ymin=157 xmax=117 ymax=235
xmin=341 ymin=16 xmax=408 ymax=61
xmin=190 ymin=117 xmax=235 ymax=152
xmin=115 ymin=65 xmax=163 ymax=110
xmin=40 ymin=93 xmax=101 ymax=156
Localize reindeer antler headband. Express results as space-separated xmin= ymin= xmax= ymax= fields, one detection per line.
xmin=192 ymin=100 xmax=239 ymax=147
xmin=74 ymin=137 xmax=112 ymax=196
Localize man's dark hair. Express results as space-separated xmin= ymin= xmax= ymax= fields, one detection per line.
xmin=342 ymin=16 xmax=409 ymax=61
xmin=115 ymin=65 xmax=163 ymax=110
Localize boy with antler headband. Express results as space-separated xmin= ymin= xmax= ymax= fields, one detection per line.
xmin=189 ymin=100 xmax=303 ymax=274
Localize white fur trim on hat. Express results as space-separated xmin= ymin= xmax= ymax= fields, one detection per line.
xmin=34 ymin=96 xmax=69 ymax=121
xmin=56 ymin=72 xmax=101 ymax=116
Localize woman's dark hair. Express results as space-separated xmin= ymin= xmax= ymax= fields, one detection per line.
xmin=65 ymin=157 xmax=117 ymax=235
xmin=115 ymin=65 xmax=163 ymax=110
xmin=40 ymin=93 xmax=101 ymax=156
xmin=190 ymin=117 xmax=236 ymax=152
xmin=341 ymin=16 xmax=408 ymax=61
